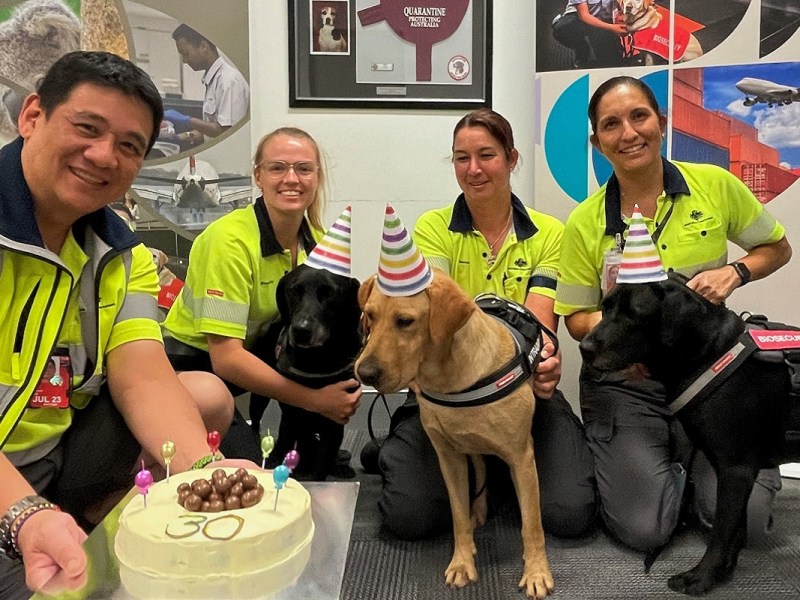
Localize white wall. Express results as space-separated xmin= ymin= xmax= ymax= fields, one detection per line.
xmin=249 ymin=1 xmax=800 ymax=410
xmin=249 ymin=1 xmax=536 ymax=281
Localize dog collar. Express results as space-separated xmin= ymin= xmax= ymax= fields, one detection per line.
xmin=419 ymin=318 xmax=533 ymax=408
xmin=273 ymin=328 xmax=356 ymax=385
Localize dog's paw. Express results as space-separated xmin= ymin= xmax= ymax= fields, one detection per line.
xmin=519 ymin=562 xmax=554 ymax=599
xmin=444 ymin=552 xmax=478 ymax=588
xmin=667 ymin=564 xmax=734 ymax=596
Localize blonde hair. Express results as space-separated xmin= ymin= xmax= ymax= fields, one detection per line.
xmin=253 ymin=127 xmax=327 ymax=230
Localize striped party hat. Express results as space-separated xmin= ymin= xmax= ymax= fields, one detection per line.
xmin=616 ymin=205 xmax=667 ymax=284
xmin=304 ymin=205 xmax=352 ymax=277
xmin=377 ymin=204 xmax=433 ymax=296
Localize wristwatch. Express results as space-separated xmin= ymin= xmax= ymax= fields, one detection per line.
xmin=729 ymin=261 xmax=751 ymax=286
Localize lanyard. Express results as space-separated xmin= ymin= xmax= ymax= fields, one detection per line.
xmin=651 ymin=200 xmax=675 ymax=244
xmin=619 ymin=199 xmax=675 ymax=249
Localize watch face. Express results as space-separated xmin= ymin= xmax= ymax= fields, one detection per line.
xmin=733 ymin=262 xmax=751 ymax=284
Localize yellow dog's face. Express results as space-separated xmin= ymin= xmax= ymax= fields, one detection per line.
xmin=354 ymin=271 xmax=474 ymax=393
xmin=619 ymin=0 xmax=650 ymax=17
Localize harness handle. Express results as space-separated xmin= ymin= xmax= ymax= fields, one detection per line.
xmin=366 ymin=391 xmax=392 ymax=445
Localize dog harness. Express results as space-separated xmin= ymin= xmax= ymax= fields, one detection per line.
xmin=668 ymin=314 xmax=800 ymax=414
xmin=621 ymin=18 xmax=693 ymax=62
xmin=419 ymin=294 xmax=558 ymax=408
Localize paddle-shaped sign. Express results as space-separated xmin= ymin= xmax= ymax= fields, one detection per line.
xmin=358 ymin=0 xmax=470 ymax=81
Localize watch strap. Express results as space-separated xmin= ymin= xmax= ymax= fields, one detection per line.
xmin=729 ymin=261 xmax=751 ymax=286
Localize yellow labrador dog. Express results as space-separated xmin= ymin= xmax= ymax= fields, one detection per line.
xmin=618 ymin=0 xmax=703 ymax=63
xmin=355 ymin=269 xmax=553 ymax=599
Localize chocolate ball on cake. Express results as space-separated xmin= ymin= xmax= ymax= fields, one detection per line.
xmin=176 ymin=470 xmax=263 ymax=512
xmin=184 ymin=493 xmax=202 ymax=512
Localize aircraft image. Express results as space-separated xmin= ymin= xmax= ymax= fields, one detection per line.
xmin=134 ymin=156 xmax=252 ymax=210
xmin=735 ymin=77 xmax=800 ymax=107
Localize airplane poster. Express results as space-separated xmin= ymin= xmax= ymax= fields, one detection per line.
xmin=134 ymin=156 xmax=253 ymax=231
xmin=685 ymin=63 xmax=800 ymax=169
xmin=672 ymin=62 xmax=800 ymax=203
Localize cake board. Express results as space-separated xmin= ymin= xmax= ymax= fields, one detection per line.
xmin=30 ymin=481 xmax=360 ymax=600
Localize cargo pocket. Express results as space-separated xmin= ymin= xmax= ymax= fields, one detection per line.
xmin=585 ymin=418 xmax=615 ymax=444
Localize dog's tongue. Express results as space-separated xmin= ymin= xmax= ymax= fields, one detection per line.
xmin=624 ymin=363 xmax=651 ymax=380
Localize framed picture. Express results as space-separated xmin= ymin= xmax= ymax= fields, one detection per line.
xmin=289 ymin=0 xmax=492 ymax=109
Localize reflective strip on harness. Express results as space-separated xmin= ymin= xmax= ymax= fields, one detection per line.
xmin=419 ymin=316 xmax=532 ymax=408
xmin=668 ymin=342 xmax=749 ymax=414
xmin=420 ymin=363 xmax=528 ymax=407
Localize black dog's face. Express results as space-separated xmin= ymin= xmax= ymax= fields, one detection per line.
xmin=276 ymin=264 xmax=361 ymax=349
xmin=580 ymin=281 xmax=665 ymax=372
xmin=580 ymin=273 xmax=739 ymax=381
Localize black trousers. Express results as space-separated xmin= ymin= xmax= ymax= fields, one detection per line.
xmin=163 ymin=335 xmax=261 ymax=463
xmin=377 ymin=389 xmax=598 ymax=540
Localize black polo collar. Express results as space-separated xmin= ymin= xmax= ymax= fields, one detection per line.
xmin=603 ymin=158 xmax=692 ymax=237
xmin=448 ymin=193 xmax=538 ymax=241
xmin=0 ymin=137 xmax=138 ymax=251
xmin=253 ymin=197 xmax=316 ymax=258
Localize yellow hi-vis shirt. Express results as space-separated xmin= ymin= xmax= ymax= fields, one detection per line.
xmin=414 ymin=194 xmax=563 ymax=304
xmin=555 ymin=159 xmax=785 ymax=316
xmin=163 ymin=199 xmax=323 ymax=351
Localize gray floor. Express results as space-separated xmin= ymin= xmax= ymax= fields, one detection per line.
xmin=247 ymin=395 xmax=800 ymax=600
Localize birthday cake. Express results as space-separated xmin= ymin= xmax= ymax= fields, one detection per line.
xmin=114 ymin=468 xmax=314 ymax=599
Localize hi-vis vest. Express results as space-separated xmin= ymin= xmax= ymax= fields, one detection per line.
xmin=0 ymin=229 xmax=161 ymax=448
xmin=0 ymin=137 xmax=158 ymax=448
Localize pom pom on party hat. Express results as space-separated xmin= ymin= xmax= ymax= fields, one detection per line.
xmin=616 ymin=204 xmax=668 ymax=284
xmin=304 ymin=205 xmax=352 ymax=277
xmin=376 ymin=204 xmax=433 ymax=296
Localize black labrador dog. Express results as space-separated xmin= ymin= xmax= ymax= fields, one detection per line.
xmin=580 ymin=272 xmax=800 ymax=596
xmin=249 ymin=263 xmax=362 ymax=480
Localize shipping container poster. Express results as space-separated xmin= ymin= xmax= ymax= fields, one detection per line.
xmin=533 ymin=0 xmax=800 ymax=216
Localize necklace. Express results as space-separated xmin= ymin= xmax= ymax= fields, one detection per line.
xmin=487 ymin=210 xmax=513 ymax=254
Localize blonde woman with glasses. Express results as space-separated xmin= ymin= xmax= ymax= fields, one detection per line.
xmin=162 ymin=127 xmax=362 ymax=465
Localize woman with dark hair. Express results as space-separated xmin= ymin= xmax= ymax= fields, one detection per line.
xmin=555 ymin=75 xmax=792 ymax=551
xmin=368 ymin=108 xmax=598 ymax=541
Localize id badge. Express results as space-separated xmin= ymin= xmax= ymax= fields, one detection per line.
xmin=29 ymin=355 xmax=72 ymax=409
xmin=601 ymin=248 xmax=622 ymax=297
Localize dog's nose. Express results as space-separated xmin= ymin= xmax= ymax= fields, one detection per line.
xmin=356 ymin=357 xmax=382 ymax=387
xmin=290 ymin=322 xmax=314 ymax=347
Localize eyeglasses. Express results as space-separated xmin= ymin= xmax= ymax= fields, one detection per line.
xmin=259 ymin=160 xmax=319 ymax=178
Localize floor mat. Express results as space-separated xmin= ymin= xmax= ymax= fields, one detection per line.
xmin=339 ymin=430 xmax=800 ymax=599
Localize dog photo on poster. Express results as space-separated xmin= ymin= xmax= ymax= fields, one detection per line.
xmin=311 ymin=0 xmax=350 ymax=54
xmin=289 ymin=0 xmax=492 ymax=108
xmin=539 ymin=0 xmax=743 ymax=72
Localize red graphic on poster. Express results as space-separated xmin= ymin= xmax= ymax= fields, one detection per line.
xmin=630 ymin=19 xmax=692 ymax=61
xmin=358 ymin=0 xmax=470 ymax=81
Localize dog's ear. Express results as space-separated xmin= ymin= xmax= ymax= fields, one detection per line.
xmin=426 ymin=272 xmax=475 ymax=346
xmin=346 ymin=277 xmax=363 ymax=320
xmin=358 ymin=275 xmax=376 ymax=309
xmin=660 ymin=279 xmax=710 ymax=352
xmin=275 ymin=274 xmax=290 ymax=323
